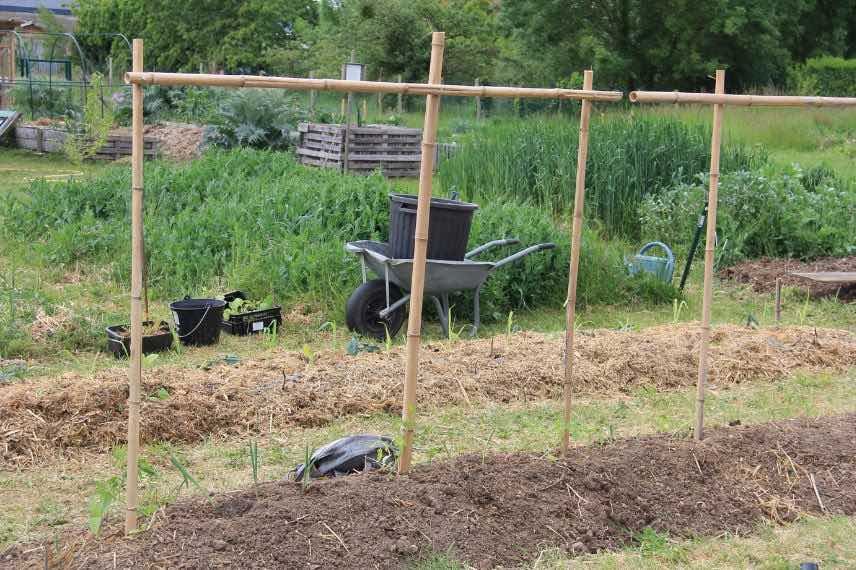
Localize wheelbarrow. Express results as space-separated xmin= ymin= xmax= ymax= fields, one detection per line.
xmin=344 ymin=239 xmax=556 ymax=340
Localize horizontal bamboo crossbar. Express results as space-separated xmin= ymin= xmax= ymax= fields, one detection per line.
xmin=630 ymin=91 xmax=856 ymax=107
xmin=125 ymin=72 xmax=623 ymax=101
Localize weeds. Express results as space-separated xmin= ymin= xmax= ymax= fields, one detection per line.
xmin=440 ymin=114 xmax=764 ymax=238
xmin=0 ymin=149 xmax=675 ymax=335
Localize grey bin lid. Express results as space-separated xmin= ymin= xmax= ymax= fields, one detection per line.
xmin=389 ymin=193 xmax=478 ymax=212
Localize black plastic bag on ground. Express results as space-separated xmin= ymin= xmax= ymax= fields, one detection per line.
xmin=293 ymin=434 xmax=397 ymax=481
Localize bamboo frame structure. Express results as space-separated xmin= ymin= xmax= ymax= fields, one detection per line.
xmin=630 ymin=75 xmax=856 ymax=442
xmin=123 ymin=35 xmax=623 ymax=529
xmin=125 ymin=38 xmax=144 ymax=534
xmin=124 ymin=71 xmax=622 ymax=102
xmin=629 ymin=91 xmax=856 ymax=107
xmin=560 ymin=70 xmax=594 ymax=456
xmin=694 ymin=69 xmax=725 ymax=442
xmin=398 ymin=31 xmax=445 ymax=473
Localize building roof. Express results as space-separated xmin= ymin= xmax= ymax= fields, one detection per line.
xmin=0 ymin=1 xmax=74 ymax=16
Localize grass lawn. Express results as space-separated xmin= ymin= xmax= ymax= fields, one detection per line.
xmin=0 ymin=147 xmax=106 ymax=194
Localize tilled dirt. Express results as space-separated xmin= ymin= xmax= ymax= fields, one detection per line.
xmin=2 ymin=325 xmax=854 ymax=466
xmin=721 ymin=256 xmax=856 ymax=301
xmin=4 ymin=414 xmax=854 ymax=569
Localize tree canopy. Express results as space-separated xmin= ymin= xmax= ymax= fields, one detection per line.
xmin=74 ymin=0 xmax=856 ymax=91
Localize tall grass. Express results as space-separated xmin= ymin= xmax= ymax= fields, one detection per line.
xmin=0 ymin=149 xmax=674 ymax=323
xmin=439 ymin=114 xmax=766 ymax=238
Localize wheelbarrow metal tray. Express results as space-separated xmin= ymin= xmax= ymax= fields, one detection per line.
xmin=345 ymin=240 xmax=494 ymax=294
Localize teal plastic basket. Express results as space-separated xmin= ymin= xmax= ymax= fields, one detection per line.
xmin=626 ymin=241 xmax=675 ymax=283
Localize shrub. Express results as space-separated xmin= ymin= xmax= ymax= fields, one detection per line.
xmin=204 ymin=89 xmax=307 ymax=150
xmin=439 ymin=114 xmax=765 ymax=239
xmin=789 ymin=57 xmax=856 ymax=97
xmin=639 ymin=164 xmax=856 ymax=266
xmin=1 ymin=149 xmax=675 ymax=321
xmin=64 ymin=73 xmax=113 ymax=165
xmin=114 ymin=86 xmax=220 ymax=126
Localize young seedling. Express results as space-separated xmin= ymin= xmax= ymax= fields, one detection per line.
xmin=505 ymin=310 xmax=514 ymax=346
xmin=170 ymin=454 xmax=211 ymax=504
xmin=249 ymin=440 xmax=260 ymax=485
xmin=262 ymin=320 xmax=278 ymax=349
xmin=301 ymin=444 xmax=315 ymax=493
xmin=383 ymin=323 xmax=393 ymax=353
xmin=671 ymin=298 xmax=688 ymax=323
xmin=446 ymin=307 xmax=466 ymax=343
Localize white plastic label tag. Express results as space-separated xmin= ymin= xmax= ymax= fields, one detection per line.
xmin=172 ymin=311 xmax=180 ymax=325
xmin=252 ymin=321 xmax=264 ymax=332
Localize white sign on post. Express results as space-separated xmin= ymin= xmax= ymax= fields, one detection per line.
xmin=343 ymin=63 xmax=365 ymax=82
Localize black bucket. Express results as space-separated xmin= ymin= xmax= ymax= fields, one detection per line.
xmin=169 ymin=297 xmax=226 ymax=346
xmin=388 ymin=193 xmax=478 ymax=261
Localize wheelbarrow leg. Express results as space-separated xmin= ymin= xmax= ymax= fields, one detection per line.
xmin=430 ymin=296 xmax=450 ymax=338
xmin=470 ymin=285 xmax=482 ymax=337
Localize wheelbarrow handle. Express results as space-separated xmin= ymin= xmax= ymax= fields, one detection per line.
xmin=492 ymin=242 xmax=556 ymax=270
xmin=465 ymin=238 xmax=521 ymax=259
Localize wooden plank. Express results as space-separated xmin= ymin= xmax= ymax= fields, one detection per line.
xmin=296 ymin=147 xmax=342 ymax=161
xmin=346 ymin=153 xmax=422 ymax=162
xmin=790 ymin=272 xmax=856 ymax=284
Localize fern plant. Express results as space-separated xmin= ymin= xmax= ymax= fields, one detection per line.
xmin=205 ymin=89 xmax=306 ymax=151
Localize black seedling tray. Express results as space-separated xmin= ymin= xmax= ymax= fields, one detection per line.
xmin=106 ymin=320 xmax=173 ymax=358
xmin=221 ymin=291 xmax=283 ymax=336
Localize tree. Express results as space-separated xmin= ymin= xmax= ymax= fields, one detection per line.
xmin=74 ymin=0 xmax=316 ymax=72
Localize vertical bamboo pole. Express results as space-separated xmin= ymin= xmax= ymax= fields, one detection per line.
xmin=475 ymin=78 xmax=482 ymax=120
xmin=377 ymin=69 xmax=383 ymax=115
xmin=775 ymin=278 xmax=782 ymax=324
xmin=309 ymin=70 xmax=316 ymax=116
xmin=398 ymin=31 xmax=445 ymax=474
xmin=397 ymin=74 xmax=403 ymax=113
xmin=125 ymin=38 xmax=144 ymax=534
xmin=560 ymin=70 xmax=594 ymax=457
xmin=695 ymin=69 xmax=725 ymax=442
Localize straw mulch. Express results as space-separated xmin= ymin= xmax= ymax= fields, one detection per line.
xmin=2 ymin=324 xmax=853 ymax=466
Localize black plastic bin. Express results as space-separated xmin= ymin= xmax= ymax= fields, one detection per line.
xmin=105 ymin=321 xmax=173 ymax=358
xmin=388 ymin=193 xmax=478 ymax=261
xmin=221 ymin=290 xmax=283 ymax=336
xmin=169 ymin=297 xmax=226 ymax=346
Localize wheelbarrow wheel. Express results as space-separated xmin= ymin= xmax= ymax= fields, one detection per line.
xmin=345 ymin=279 xmax=406 ymax=341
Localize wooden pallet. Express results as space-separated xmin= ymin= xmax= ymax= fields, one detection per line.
xmin=297 ymin=122 xmax=425 ymax=178
xmin=14 ymin=125 xmax=158 ymax=159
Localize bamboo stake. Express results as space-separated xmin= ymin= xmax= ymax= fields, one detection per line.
xmin=397 ymin=74 xmax=403 ymax=113
xmin=775 ymin=277 xmax=782 ymax=324
xmin=377 ymin=69 xmax=383 ymax=115
xmin=474 ymin=78 xmax=482 ymax=120
xmin=629 ymin=90 xmax=856 ymax=108
xmin=308 ymin=70 xmax=316 ymax=115
xmin=398 ymin=31 xmax=445 ymax=474
xmin=560 ymin=70 xmax=594 ymax=457
xmin=125 ymin=38 xmax=144 ymax=534
xmin=695 ymin=70 xmax=726 ymax=442
xmin=124 ymin=71 xmax=622 ymax=102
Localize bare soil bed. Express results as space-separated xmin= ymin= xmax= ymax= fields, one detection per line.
xmin=2 ymin=325 xmax=853 ymax=466
xmin=4 ymin=414 xmax=854 ymax=569
xmin=721 ymin=256 xmax=856 ymax=301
